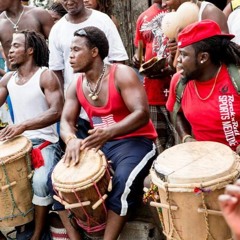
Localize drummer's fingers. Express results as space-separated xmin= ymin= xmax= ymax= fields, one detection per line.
xmin=235 ymin=179 xmax=240 ymax=186
xmin=224 ymin=184 xmax=240 ymax=196
xmin=73 ymin=148 xmax=80 ymax=165
xmin=63 ymin=152 xmax=70 ymax=167
xmin=0 ymin=126 xmax=9 ymax=136
xmin=218 ymin=194 xmax=238 ymax=211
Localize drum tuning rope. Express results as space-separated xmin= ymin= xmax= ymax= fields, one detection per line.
xmin=165 ymin=185 xmax=184 ymax=240
xmin=200 ymin=186 xmax=216 ymax=240
xmin=0 ymin=158 xmax=33 ymax=220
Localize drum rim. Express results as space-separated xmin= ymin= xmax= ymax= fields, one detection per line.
xmin=151 ymin=141 xmax=240 ymax=192
xmin=150 ymin=166 xmax=240 ymax=192
xmin=0 ymin=135 xmax=32 ymax=164
xmin=52 ymin=149 xmax=108 ymax=192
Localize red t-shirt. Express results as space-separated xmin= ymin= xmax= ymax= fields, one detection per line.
xmin=134 ymin=4 xmax=171 ymax=105
xmin=166 ymin=65 xmax=240 ymax=151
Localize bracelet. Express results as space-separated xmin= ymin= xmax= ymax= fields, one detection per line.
xmin=182 ymin=134 xmax=192 ymax=143
xmin=65 ymin=135 xmax=77 ymax=145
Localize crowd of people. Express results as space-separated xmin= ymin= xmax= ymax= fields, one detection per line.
xmin=0 ymin=0 xmax=240 ymax=239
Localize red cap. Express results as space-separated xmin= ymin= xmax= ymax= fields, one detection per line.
xmin=178 ymin=19 xmax=234 ymax=48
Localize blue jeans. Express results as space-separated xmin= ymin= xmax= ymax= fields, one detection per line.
xmin=31 ymin=139 xmax=62 ymax=206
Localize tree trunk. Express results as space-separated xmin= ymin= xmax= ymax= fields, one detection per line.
xmin=112 ymin=0 xmax=149 ymax=64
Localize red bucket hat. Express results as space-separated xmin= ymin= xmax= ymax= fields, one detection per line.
xmin=178 ymin=19 xmax=234 ymax=48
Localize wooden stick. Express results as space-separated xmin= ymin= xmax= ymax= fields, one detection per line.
xmin=53 ymin=195 xmax=91 ymax=209
xmin=197 ymin=208 xmax=223 ymax=216
xmin=108 ymin=177 xmax=112 ymax=192
xmin=1 ymin=181 xmax=16 ymax=191
xmin=150 ymin=201 xmax=178 ymax=211
xmin=28 ymin=170 xmax=34 ymax=179
xmin=65 ymin=201 xmax=91 ymax=209
xmin=92 ymin=194 xmax=108 ymax=210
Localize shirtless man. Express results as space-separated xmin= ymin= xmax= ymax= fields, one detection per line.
xmin=0 ymin=0 xmax=54 ymax=68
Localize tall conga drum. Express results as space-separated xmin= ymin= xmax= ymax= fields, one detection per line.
xmin=52 ymin=149 xmax=111 ymax=237
xmin=0 ymin=135 xmax=34 ymax=227
xmin=150 ymin=141 xmax=240 ymax=240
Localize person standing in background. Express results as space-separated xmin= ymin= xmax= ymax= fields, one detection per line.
xmin=49 ymin=0 xmax=128 ymax=92
xmin=133 ymin=0 xmax=175 ymax=154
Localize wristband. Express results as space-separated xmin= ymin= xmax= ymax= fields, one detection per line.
xmin=182 ymin=134 xmax=192 ymax=143
xmin=65 ymin=135 xmax=77 ymax=145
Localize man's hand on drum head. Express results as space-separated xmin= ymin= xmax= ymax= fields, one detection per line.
xmin=218 ymin=179 xmax=240 ymax=239
xmin=63 ymin=138 xmax=82 ymax=167
xmin=0 ymin=124 xmax=25 ymax=141
xmin=80 ymin=128 xmax=111 ymax=152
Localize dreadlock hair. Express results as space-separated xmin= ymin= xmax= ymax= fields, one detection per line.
xmin=193 ymin=36 xmax=240 ymax=66
xmin=19 ymin=30 xmax=49 ymax=67
xmin=97 ymin=0 xmax=113 ymax=17
xmin=74 ymin=26 xmax=109 ymax=60
xmin=48 ymin=2 xmax=67 ymax=18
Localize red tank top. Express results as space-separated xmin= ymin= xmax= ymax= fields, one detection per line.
xmin=76 ymin=64 xmax=157 ymax=140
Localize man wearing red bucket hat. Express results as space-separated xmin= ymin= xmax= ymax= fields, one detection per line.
xmin=166 ymin=19 xmax=240 ymax=153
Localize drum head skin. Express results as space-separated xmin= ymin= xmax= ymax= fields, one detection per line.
xmin=52 ymin=149 xmax=107 ymax=191
xmin=154 ymin=141 xmax=237 ymax=184
xmin=0 ymin=135 xmax=32 ymax=163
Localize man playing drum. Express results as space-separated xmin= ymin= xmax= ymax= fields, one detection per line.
xmin=0 ymin=30 xmax=64 ymax=239
xmin=166 ymin=19 xmax=240 ymax=153
xmin=51 ymin=26 xmax=158 ymax=240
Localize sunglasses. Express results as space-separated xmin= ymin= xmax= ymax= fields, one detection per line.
xmin=74 ymin=29 xmax=88 ymax=37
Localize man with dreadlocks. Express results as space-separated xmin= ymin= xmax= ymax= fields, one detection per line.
xmin=166 ymin=19 xmax=240 ymax=153
xmin=0 ymin=30 xmax=63 ymax=240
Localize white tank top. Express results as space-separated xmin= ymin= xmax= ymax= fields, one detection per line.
xmin=198 ymin=1 xmax=213 ymax=21
xmin=7 ymin=67 xmax=58 ymax=143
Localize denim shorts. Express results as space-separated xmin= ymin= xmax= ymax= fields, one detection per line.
xmin=31 ymin=138 xmax=62 ymax=206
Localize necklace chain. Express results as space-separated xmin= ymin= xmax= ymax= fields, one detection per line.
xmin=4 ymin=7 xmax=25 ymax=32
xmin=86 ymin=64 xmax=106 ymax=101
xmin=193 ymin=65 xmax=222 ymax=101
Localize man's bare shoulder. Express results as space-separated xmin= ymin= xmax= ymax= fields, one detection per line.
xmin=0 ymin=72 xmax=14 ymax=87
xmin=203 ymin=2 xmax=226 ymax=15
xmin=40 ymin=68 xmax=62 ymax=89
xmin=24 ymin=6 xmax=52 ymax=20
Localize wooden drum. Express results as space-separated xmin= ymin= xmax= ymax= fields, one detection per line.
xmin=0 ymin=135 xmax=34 ymax=227
xmin=150 ymin=141 xmax=240 ymax=240
xmin=52 ymin=149 xmax=111 ymax=235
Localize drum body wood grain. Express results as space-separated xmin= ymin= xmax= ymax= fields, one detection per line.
xmin=150 ymin=141 xmax=240 ymax=240
xmin=0 ymin=135 xmax=33 ymax=227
